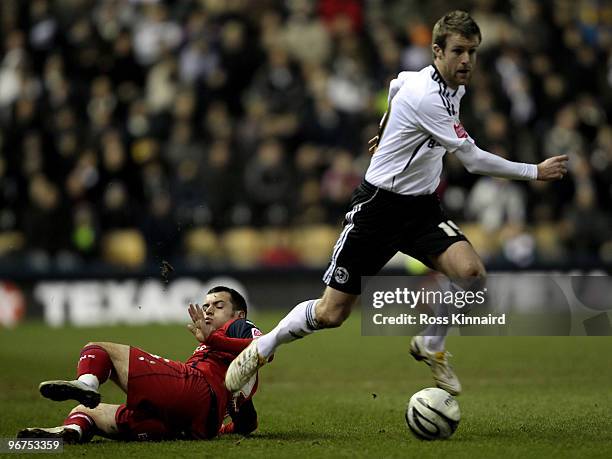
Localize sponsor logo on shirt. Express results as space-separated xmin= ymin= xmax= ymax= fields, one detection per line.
xmin=453 ymin=123 xmax=468 ymax=138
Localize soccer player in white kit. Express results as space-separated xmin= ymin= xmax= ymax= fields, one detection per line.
xmin=226 ymin=10 xmax=568 ymax=395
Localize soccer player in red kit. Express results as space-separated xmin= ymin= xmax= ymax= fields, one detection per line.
xmin=17 ymin=286 xmax=262 ymax=442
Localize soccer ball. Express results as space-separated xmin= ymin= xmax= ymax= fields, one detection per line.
xmin=405 ymin=387 xmax=460 ymax=440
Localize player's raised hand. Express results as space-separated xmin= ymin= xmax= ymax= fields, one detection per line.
xmin=187 ymin=303 xmax=207 ymax=342
xmin=188 ymin=302 xmax=205 ymax=324
xmin=537 ymin=155 xmax=569 ymax=181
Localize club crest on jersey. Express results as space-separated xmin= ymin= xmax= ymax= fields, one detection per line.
xmin=252 ymin=328 xmax=263 ymax=338
xmin=334 ymin=267 xmax=350 ymax=284
xmin=453 ymin=123 xmax=468 ymax=138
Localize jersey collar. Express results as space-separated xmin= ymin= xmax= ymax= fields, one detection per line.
xmin=431 ymin=64 xmax=447 ymax=88
xmin=431 ymin=64 xmax=459 ymax=97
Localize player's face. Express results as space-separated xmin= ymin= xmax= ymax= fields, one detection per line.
xmin=434 ymin=33 xmax=480 ymax=89
xmin=203 ymin=291 xmax=243 ymax=330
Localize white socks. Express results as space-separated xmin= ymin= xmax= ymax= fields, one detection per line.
xmin=64 ymin=424 xmax=82 ymax=438
xmin=421 ymin=280 xmax=477 ymax=353
xmin=77 ymin=374 xmax=100 ymax=390
xmin=421 ymin=299 xmax=450 ymax=353
xmin=257 ymin=299 xmax=320 ymax=358
xmin=424 ymin=335 xmax=446 ymax=353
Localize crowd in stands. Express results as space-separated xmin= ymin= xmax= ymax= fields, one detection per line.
xmin=0 ymin=0 xmax=611 ymax=271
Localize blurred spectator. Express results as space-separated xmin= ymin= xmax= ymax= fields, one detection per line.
xmin=244 ymin=139 xmax=293 ymax=226
xmin=142 ymin=191 xmax=179 ymax=262
xmin=22 ymin=174 xmax=70 ymax=267
xmin=400 ymin=22 xmax=431 ymax=71
xmin=318 ymin=0 xmax=364 ymax=34
xmin=466 ymin=178 xmax=526 ymax=234
xmin=545 ymin=105 xmax=584 ymax=158
xmin=99 ymin=181 xmax=136 ymax=230
xmin=0 ymin=30 xmax=27 ymax=112
xmin=320 ymin=149 xmax=362 ymax=222
xmin=559 ymin=157 xmax=611 ymax=260
xmin=146 ymin=56 xmax=178 ymax=115
xmin=250 ymin=46 xmax=303 ymax=114
xmin=200 ymin=139 xmax=240 ymax=229
xmin=217 ymin=19 xmax=262 ymax=115
xmin=132 ymin=3 xmax=182 ymax=66
xmin=179 ymin=36 xmax=220 ymax=85
xmin=301 ymin=86 xmax=345 ymax=147
xmin=0 ymin=154 xmax=22 ymax=252
xmin=282 ymin=0 xmax=331 ymax=65
xmin=71 ymin=202 xmax=99 ymax=260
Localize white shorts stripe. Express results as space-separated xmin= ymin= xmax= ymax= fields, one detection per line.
xmin=323 ymin=189 xmax=379 ymax=283
xmin=324 ymin=205 xmax=364 ymax=283
xmin=323 ymin=222 xmax=354 ymax=283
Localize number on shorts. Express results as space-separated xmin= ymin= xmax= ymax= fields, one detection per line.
xmin=438 ymin=220 xmax=463 ymax=237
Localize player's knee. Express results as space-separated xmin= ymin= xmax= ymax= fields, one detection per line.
xmin=456 ymin=261 xmax=486 ymax=280
xmin=84 ymin=341 xmax=117 ymax=354
xmin=83 ymin=342 xmax=113 ymax=358
xmin=70 ymin=404 xmax=90 ymax=415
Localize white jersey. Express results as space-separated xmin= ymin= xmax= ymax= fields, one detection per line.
xmin=365 ymin=65 xmax=474 ymax=195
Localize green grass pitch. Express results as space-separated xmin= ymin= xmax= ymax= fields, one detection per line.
xmin=1 ymin=312 xmax=611 ymax=458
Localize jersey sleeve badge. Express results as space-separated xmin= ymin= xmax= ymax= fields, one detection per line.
xmin=453 ymin=123 xmax=468 ymax=138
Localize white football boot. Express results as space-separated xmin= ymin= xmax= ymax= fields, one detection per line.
xmin=39 ymin=380 xmax=101 ymax=408
xmin=17 ymin=426 xmax=81 ymax=443
xmin=410 ymin=335 xmax=462 ymax=395
xmin=225 ymin=341 xmax=267 ymax=393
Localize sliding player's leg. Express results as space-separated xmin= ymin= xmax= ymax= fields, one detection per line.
xmin=39 ymin=342 xmax=129 ymax=407
xmin=28 ymin=346 xmax=218 ymax=441
xmin=18 ymin=401 xmax=177 ymax=443
xmin=83 ymin=348 xmax=217 ymax=441
xmin=410 ymin=240 xmax=486 ymax=395
xmin=17 ymin=403 xmax=121 ymax=443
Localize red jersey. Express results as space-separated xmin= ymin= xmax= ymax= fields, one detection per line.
xmin=117 ymin=318 xmax=262 ymax=440
xmin=185 ymin=318 xmax=262 ymax=409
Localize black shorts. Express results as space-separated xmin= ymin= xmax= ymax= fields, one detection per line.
xmin=322 ymin=180 xmax=469 ymax=295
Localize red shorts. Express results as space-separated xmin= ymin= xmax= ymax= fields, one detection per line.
xmin=115 ymin=347 xmax=220 ymax=440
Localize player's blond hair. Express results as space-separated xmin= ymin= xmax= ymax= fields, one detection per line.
xmin=431 ymin=10 xmax=481 ymax=59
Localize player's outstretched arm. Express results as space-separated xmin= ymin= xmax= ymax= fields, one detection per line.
xmin=454 ymin=142 xmax=567 ymax=181
xmin=536 ymin=155 xmax=569 ymax=181
xmin=414 ymin=93 xmax=568 ymax=182
xmin=454 ymin=142 xmax=536 ymax=180
xmin=205 ymin=326 xmax=255 ymax=354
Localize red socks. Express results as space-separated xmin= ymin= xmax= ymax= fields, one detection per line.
xmin=77 ymin=345 xmax=112 ymax=384
xmin=63 ymin=412 xmax=95 ymax=442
